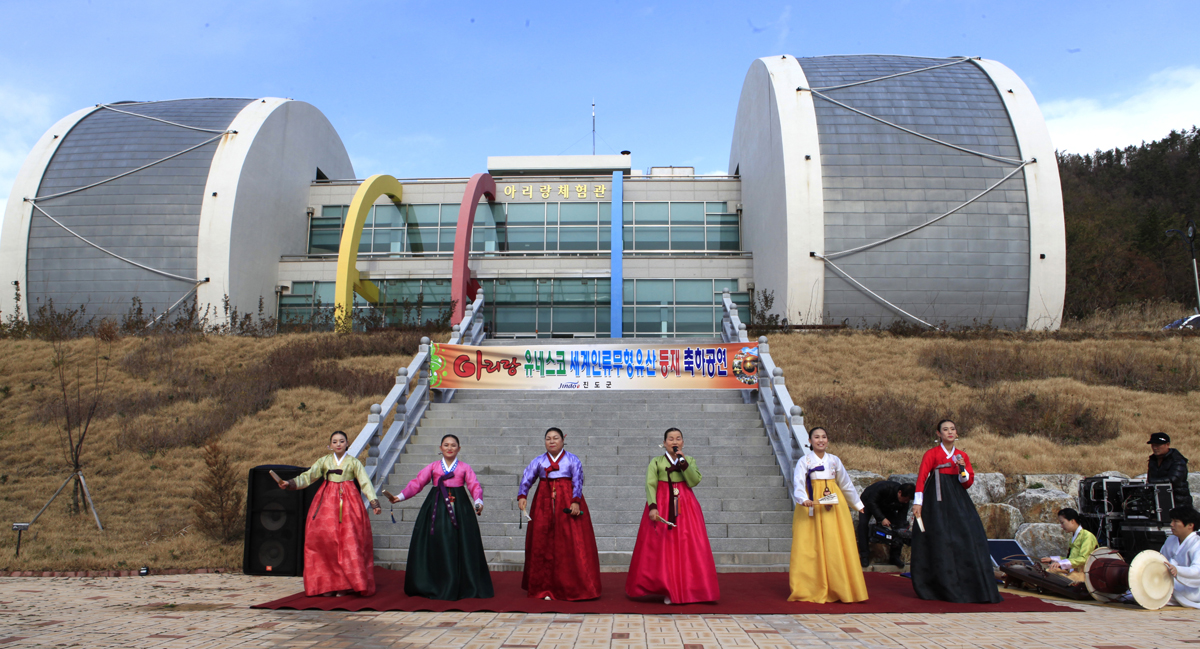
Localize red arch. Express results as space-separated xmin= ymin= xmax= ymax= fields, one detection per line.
xmin=450 ymin=173 xmax=496 ymax=325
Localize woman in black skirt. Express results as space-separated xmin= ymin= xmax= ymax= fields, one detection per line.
xmin=910 ymin=419 xmax=1002 ymax=603
xmin=386 ymin=434 xmax=494 ymax=600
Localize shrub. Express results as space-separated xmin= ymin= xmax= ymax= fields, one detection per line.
xmin=191 ymin=442 xmax=244 ymax=543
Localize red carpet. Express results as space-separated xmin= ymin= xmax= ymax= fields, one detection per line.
xmin=253 ymin=568 xmax=1077 ymax=614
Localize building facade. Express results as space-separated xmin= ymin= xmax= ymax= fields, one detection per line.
xmin=1 ymin=54 xmax=1066 ymax=334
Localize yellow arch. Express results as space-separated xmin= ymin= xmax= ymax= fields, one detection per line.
xmin=334 ymin=174 xmax=403 ymax=331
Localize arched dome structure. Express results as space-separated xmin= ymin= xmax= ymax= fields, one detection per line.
xmin=0 ymin=98 xmax=354 ymax=321
xmin=729 ymin=55 xmax=1065 ymax=329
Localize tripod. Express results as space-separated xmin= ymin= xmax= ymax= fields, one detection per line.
xmin=14 ymin=471 xmax=103 ymax=557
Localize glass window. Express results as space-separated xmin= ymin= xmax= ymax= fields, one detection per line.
xmin=623 ymin=201 xmax=634 ymax=225
xmin=374 ymin=204 xmax=403 ymax=227
xmin=634 ymin=226 xmax=669 ymax=250
xmin=599 ymin=227 xmax=611 ymax=250
xmin=599 ymin=203 xmax=611 ymax=225
xmin=494 ymin=279 xmax=538 ymax=305
xmin=552 ymin=279 xmax=593 ymax=303
xmin=559 ymin=227 xmax=598 ymax=250
xmin=308 ymin=231 xmax=341 ymax=254
xmin=635 ymin=202 xmax=669 ymax=225
xmin=538 ymin=305 xmax=551 ymax=333
xmin=438 ymin=229 xmax=456 ymax=252
xmin=546 ymin=203 xmax=558 ymax=225
xmin=279 ymin=295 xmax=311 ymax=307
xmin=597 ymin=314 xmax=611 ymax=335
xmin=472 ymin=227 xmax=498 ymax=252
xmin=675 ymin=307 xmax=715 ymax=333
xmin=671 ymin=202 xmax=704 ymax=224
xmin=407 ymin=227 xmax=438 ymax=253
xmin=623 ymin=308 xmax=635 ymax=334
xmin=314 ymin=282 xmax=336 ymax=305
xmin=636 ymin=307 xmax=674 ymax=334
xmin=707 ymin=225 xmax=740 ymax=250
xmin=636 ymin=279 xmax=673 ymax=305
xmin=553 ymin=307 xmax=594 ymax=334
xmin=559 ymin=202 xmax=598 ymax=225
xmin=670 ymin=226 xmax=705 ymax=250
xmin=291 ymin=281 xmax=314 ymax=296
xmin=358 ymin=230 xmax=372 ymax=254
xmin=705 ymin=202 xmax=727 ymax=214
xmin=372 ymin=228 xmax=405 ymax=253
xmin=507 ymin=203 xmax=545 ymax=225
xmin=623 ymin=279 xmax=634 ymax=305
xmin=596 ymin=279 xmax=612 ymax=305
xmin=321 ymin=205 xmax=346 ymax=219
xmin=440 ymin=204 xmax=461 ymax=225
xmin=474 ymin=202 xmax=498 ymax=227
xmin=707 ymin=212 xmax=739 ymax=225
xmin=675 ymin=280 xmax=714 ymax=305
xmin=311 ymin=215 xmax=342 ymax=229
xmin=623 ymin=226 xmax=633 ymax=249
xmin=545 ymin=227 xmax=558 ymax=251
xmin=507 ymin=227 xmax=545 ymax=251
xmin=421 ymin=280 xmax=451 ymax=305
xmin=407 ymin=204 xmax=440 ymax=225
xmin=494 ymin=307 xmax=536 ymax=334
xmin=380 ymin=279 xmax=422 ymax=302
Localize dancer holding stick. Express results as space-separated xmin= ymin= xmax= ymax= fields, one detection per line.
xmin=625 ymin=427 xmax=720 ymax=604
xmin=787 ymin=427 xmax=868 ymax=603
xmin=909 ymin=419 xmax=1002 ymax=603
xmin=385 ymin=434 xmax=493 ymax=600
xmin=516 ymin=427 xmax=601 ymax=600
xmin=274 ymin=430 xmax=381 ymax=597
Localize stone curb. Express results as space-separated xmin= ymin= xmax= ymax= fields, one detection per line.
xmin=1 ymin=568 xmax=232 ymax=578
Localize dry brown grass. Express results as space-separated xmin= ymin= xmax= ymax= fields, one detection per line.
xmin=763 ymin=331 xmax=1200 ymax=478
xmin=0 ymin=333 xmax=420 ymax=572
xmin=1062 ymin=298 xmax=1194 ymax=333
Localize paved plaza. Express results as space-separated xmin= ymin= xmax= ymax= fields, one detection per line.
xmin=0 ymin=573 xmax=1198 ymax=648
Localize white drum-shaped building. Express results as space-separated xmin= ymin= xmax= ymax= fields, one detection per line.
xmin=730 ymin=54 xmax=1065 ymax=329
xmin=0 ymin=98 xmax=354 ymax=320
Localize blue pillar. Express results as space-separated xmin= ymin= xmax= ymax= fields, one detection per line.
xmin=609 ymin=170 xmax=624 ymax=337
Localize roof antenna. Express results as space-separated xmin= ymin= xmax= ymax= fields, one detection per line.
xmin=592 ymin=99 xmax=596 ymax=155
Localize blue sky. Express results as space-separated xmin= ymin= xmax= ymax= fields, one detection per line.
xmin=2 ymin=0 xmax=1198 ymax=204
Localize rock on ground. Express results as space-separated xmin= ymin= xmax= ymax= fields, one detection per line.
xmin=848 ymin=470 xmax=884 ymax=495
xmin=968 ymin=473 xmax=1006 ymax=505
xmin=1093 ymin=471 xmax=1130 ymax=480
xmin=977 ymin=503 xmax=1023 ymax=539
xmin=888 ymin=473 xmax=917 ymax=485
xmin=1018 ymin=474 xmax=1084 ymax=499
xmin=1016 ymin=523 xmax=1071 ymax=561
xmin=1007 ymin=488 xmax=1078 ymax=524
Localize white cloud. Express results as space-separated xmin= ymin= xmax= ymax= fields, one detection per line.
xmin=0 ymin=85 xmax=56 ymax=211
xmin=1043 ymin=67 xmax=1200 ymax=154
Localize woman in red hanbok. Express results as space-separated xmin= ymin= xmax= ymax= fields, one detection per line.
xmin=277 ymin=430 xmax=381 ymax=597
xmin=517 ymin=427 xmax=601 ymax=600
xmin=625 ymin=427 xmax=720 ymax=604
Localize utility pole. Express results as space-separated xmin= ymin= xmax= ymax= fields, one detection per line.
xmin=1166 ymin=219 xmax=1200 ymax=314
xmin=592 ymin=100 xmax=596 ymax=155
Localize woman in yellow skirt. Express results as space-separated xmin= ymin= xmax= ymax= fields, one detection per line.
xmin=788 ymin=427 xmax=869 ymax=603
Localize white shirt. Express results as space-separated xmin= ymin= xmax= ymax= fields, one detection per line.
xmin=1162 ymin=532 xmax=1200 ymax=609
xmin=791 ymin=452 xmax=864 ymax=511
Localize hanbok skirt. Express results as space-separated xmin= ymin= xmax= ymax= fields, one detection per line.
xmin=303 ymin=479 xmax=376 ymax=597
xmin=910 ymin=472 xmax=1002 ymax=603
xmin=788 ymin=478 xmax=868 ymax=603
xmin=404 ymin=485 xmax=494 ymax=600
xmin=625 ymin=480 xmax=720 ymax=603
xmin=522 ymin=477 xmax=602 ymax=600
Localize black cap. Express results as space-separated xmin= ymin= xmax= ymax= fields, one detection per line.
xmin=1148 ymin=432 xmax=1171 ymax=445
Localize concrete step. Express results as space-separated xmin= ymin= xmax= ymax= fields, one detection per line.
xmin=371 ymin=507 xmax=796 ymax=526
xmin=425 ymin=403 xmax=756 ymax=414
xmin=373 ymin=521 xmax=796 ymax=541
xmin=394 ymin=474 xmax=784 ymax=489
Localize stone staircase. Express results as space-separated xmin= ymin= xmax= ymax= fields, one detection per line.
xmin=371 ymin=352 xmax=795 ymax=573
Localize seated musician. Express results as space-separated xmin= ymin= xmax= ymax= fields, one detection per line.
xmin=1039 ymin=508 xmax=1097 ymax=577
xmin=1161 ymin=506 xmax=1200 ymax=609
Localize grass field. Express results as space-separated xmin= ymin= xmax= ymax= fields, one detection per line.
xmin=0 ymin=299 xmax=1197 ymax=571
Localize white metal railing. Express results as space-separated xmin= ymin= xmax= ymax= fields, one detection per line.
xmin=721 ymin=290 xmax=809 ymax=495
xmin=347 ymin=289 xmax=486 ymax=492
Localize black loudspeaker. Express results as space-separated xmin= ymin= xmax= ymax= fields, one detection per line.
xmin=1118 ymin=522 xmax=1171 ymax=562
xmin=243 ymin=465 xmax=315 ymax=576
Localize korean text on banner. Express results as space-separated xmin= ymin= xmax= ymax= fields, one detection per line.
xmin=428 ymin=343 xmax=759 ymax=390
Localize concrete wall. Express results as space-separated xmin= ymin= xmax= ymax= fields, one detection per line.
xmin=728 ymin=56 xmax=826 ymax=324
xmin=196 ymin=100 xmax=354 ymax=319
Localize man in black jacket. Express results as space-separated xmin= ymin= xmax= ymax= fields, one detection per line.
xmin=1148 ymin=432 xmax=1192 ymax=509
xmin=856 ymin=480 xmax=915 ymax=568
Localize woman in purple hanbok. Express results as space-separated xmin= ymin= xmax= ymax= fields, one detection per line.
xmin=516 ymin=427 xmax=601 ymax=600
